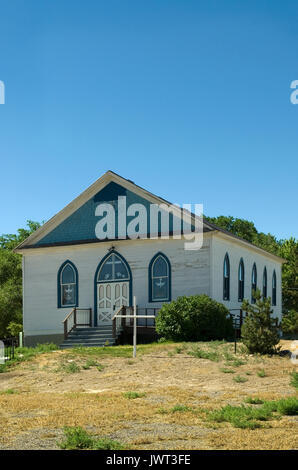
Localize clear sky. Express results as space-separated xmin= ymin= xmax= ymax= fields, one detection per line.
xmin=0 ymin=0 xmax=297 ymax=240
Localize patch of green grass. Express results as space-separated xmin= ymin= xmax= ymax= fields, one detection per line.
xmin=59 ymin=362 xmax=80 ymax=374
xmin=58 ymin=426 xmax=124 ymax=450
xmin=0 ymin=388 xmax=18 ymax=395
xmin=257 ymin=369 xmax=266 ymax=378
xmin=219 ymin=368 xmax=235 ymax=374
xmin=68 ymin=342 xmax=174 ymax=360
xmin=157 ymin=407 xmax=168 ymax=414
xmin=207 ymin=404 xmax=272 ymax=429
xmin=290 ymin=371 xmax=298 ymax=390
xmin=273 ymin=397 xmax=298 ymax=416
xmin=82 ymin=359 xmax=98 ymax=370
xmin=170 ymin=404 xmax=192 ymax=413
xmin=207 ymin=397 xmax=298 ymax=430
xmin=233 ymin=375 xmax=248 ymax=383
xmin=0 ymin=364 xmax=8 ymax=373
xmin=123 ymin=391 xmax=146 ymax=399
xmin=244 ymin=397 xmax=264 ymax=405
xmin=188 ymin=347 xmax=220 ymax=362
xmin=223 ymin=351 xmax=235 ymax=362
xmin=15 ymin=343 xmax=58 ymax=362
xmin=97 ymin=364 xmax=105 ymax=372
xmin=231 ymin=359 xmax=246 ymax=367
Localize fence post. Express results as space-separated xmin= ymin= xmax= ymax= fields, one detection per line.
xmin=64 ymin=319 xmax=68 ymax=340
xmin=133 ymin=296 xmax=137 ymax=358
xmin=19 ymin=332 xmax=23 ymax=348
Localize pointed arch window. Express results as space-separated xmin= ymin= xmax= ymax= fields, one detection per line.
xmin=238 ymin=259 xmax=245 ymax=302
xmin=272 ymin=270 xmax=277 ymax=306
xmin=149 ymin=253 xmax=171 ymax=302
xmin=58 ymin=261 xmax=78 ymax=308
xmin=223 ymin=253 xmax=230 ymax=301
xmin=251 ymin=263 xmax=257 ymax=303
xmin=263 ymin=267 xmax=267 ymax=298
xmin=97 ymin=253 xmax=130 ymax=282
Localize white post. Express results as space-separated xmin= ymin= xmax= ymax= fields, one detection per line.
xmin=19 ymin=332 xmax=23 ymax=348
xmin=133 ymin=296 xmax=137 ymax=358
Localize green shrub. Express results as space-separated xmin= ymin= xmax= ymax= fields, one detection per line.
xmin=241 ymin=290 xmax=280 ymax=355
xmin=60 ymin=362 xmax=80 ymax=374
xmin=170 ymin=404 xmax=192 ymax=413
xmin=155 ymin=295 xmax=233 ymax=342
xmin=58 ymin=426 xmax=124 ymax=450
xmin=207 ymin=404 xmax=272 ymax=429
xmin=282 ymin=310 xmax=298 ymax=336
xmin=82 ymin=359 xmax=98 ymax=370
xmin=188 ymin=347 xmax=220 ymax=362
xmin=275 ymin=397 xmax=298 ymax=416
xmin=233 ymin=375 xmax=248 ymax=383
xmin=0 ymin=388 xmax=18 ymax=394
xmin=58 ymin=426 xmax=94 ymax=449
xmin=123 ymin=391 xmax=145 ymax=399
xmin=257 ymin=369 xmax=266 ymax=378
xmin=220 ymin=368 xmax=235 ymax=374
xmin=245 ymin=397 xmax=264 ymax=405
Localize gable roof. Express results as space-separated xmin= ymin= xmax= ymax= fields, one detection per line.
xmin=14 ymin=170 xmax=285 ymax=263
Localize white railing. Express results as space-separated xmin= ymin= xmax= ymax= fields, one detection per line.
xmin=63 ymin=308 xmax=92 ymax=339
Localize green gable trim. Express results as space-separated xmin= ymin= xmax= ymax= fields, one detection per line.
xmin=35 ymin=182 xmax=186 ymax=246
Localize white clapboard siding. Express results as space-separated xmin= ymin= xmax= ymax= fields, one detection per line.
xmin=23 ymin=236 xmax=211 ymax=337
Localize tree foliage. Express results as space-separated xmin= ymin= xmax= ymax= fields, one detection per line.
xmin=241 ymin=289 xmax=280 ymax=354
xmin=281 ymin=310 xmax=298 ymax=336
xmin=0 ymin=221 xmax=41 ymax=337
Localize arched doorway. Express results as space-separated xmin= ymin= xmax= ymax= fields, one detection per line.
xmin=94 ymin=251 xmax=132 ymax=326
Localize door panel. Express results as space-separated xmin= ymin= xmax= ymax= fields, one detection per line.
xmin=97 ymin=282 xmax=129 ymax=325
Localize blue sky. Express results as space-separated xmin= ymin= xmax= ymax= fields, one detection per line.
xmin=0 ymin=0 xmax=297 ymax=240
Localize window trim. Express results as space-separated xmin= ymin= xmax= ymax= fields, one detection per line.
xmin=57 ymin=260 xmax=79 ymax=308
xmin=149 ymin=252 xmax=171 ymax=303
xmin=238 ymin=258 xmax=245 ymax=302
xmin=223 ymin=253 xmax=230 ymax=301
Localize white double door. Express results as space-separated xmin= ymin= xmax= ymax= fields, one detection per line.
xmin=97 ymin=282 xmax=129 ymax=325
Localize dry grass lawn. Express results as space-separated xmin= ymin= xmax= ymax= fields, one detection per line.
xmin=0 ymin=339 xmax=297 ymax=450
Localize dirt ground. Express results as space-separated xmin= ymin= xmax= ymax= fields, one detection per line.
xmin=0 ymin=340 xmax=297 ymax=450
